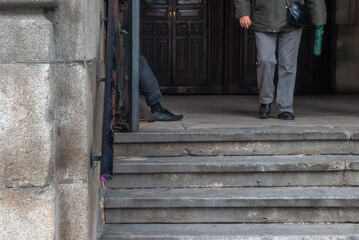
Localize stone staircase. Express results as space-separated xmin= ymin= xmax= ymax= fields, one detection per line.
xmin=100 ymin=127 xmax=359 ymax=239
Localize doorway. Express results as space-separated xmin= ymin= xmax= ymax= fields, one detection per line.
xmin=140 ymin=0 xmax=333 ymax=94
xmin=141 ymin=0 xmax=220 ymax=94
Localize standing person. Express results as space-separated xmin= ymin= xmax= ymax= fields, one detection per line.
xmin=234 ymin=0 xmax=327 ymax=120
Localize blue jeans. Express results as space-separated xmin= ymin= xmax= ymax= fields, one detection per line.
xmin=139 ymin=55 xmax=163 ymax=106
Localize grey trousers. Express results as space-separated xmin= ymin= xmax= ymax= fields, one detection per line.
xmin=255 ymin=28 xmax=303 ymax=114
xmin=139 ymin=55 xmax=163 ymax=106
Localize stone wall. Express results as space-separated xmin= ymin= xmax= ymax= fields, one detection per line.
xmin=0 ymin=0 xmax=104 ymax=239
xmin=335 ymin=0 xmax=359 ymax=93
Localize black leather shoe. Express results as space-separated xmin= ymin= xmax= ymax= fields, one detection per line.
xmin=259 ymin=104 xmax=271 ymax=118
xmin=152 ymin=109 xmax=184 ymax=121
xmin=278 ymin=112 xmax=295 ymax=120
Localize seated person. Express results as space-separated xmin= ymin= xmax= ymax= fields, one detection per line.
xmin=139 ymin=55 xmax=183 ymax=122
xmin=121 ymin=2 xmax=182 ymax=122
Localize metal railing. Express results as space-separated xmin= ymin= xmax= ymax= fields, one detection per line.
xmin=97 ymin=0 xmax=139 ymax=182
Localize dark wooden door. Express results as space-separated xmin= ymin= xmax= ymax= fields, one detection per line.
xmin=140 ymin=0 xmax=172 ymax=86
xmin=225 ymin=0 xmax=333 ymax=94
xmin=172 ymin=0 xmax=207 ymax=87
xmin=140 ymin=0 xmax=223 ymax=94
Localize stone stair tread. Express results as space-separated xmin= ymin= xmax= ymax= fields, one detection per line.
xmin=101 ymin=224 xmax=359 ymax=239
xmin=112 ymin=155 xmax=356 ymax=174
xmin=114 ymin=126 xmax=354 ymax=143
xmin=104 ymin=187 xmax=359 ymax=208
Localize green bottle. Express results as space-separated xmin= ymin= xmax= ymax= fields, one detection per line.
xmin=314 ymin=26 xmax=324 ymax=56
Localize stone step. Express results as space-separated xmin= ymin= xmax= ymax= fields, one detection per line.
xmin=104 ymin=187 xmax=359 ymax=223
xmin=106 ymin=155 xmax=359 ymax=189
xmin=101 ymin=224 xmax=359 ymax=240
xmin=114 ymin=127 xmax=359 ymax=157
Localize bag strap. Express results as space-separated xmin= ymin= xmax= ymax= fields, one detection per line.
xmin=286 ymin=0 xmax=307 ymax=6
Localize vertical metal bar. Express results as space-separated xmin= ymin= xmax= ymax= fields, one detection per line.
xmin=128 ymin=0 xmax=140 ymax=131
xmin=101 ymin=0 xmax=119 ymax=181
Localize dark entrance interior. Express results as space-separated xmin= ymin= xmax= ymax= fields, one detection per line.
xmin=140 ymin=0 xmax=333 ymax=94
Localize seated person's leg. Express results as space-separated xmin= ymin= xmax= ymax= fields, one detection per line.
xmin=139 ymin=55 xmax=183 ymax=121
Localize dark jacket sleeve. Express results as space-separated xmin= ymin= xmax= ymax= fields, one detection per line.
xmin=234 ymin=0 xmax=251 ymax=19
xmin=306 ymin=0 xmax=327 ymax=26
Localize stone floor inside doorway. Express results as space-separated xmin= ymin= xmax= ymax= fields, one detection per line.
xmin=140 ymin=95 xmax=359 ymax=131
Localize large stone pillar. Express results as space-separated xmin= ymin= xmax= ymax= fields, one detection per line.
xmin=0 ymin=2 xmax=58 ymax=239
xmin=0 ymin=0 xmax=104 ymax=239
xmin=335 ymin=0 xmax=359 ymax=92
xmin=53 ymin=0 xmax=103 ymax=239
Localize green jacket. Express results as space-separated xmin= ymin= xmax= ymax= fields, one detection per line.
xmin=234 ymin=0 xmax=327 ymax=33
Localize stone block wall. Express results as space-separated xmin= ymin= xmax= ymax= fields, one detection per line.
xmin=0 ymin=5 xmax=57 ymax=239
xmin=0 ymin=0 xmax=104 ymax=239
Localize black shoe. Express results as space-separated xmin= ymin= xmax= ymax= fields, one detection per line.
xmin=259 ymin=104 xmax=271 ymax=118
xmin=152 ymin=109 xmax=184 ymax=121
xmin=278 ymin=112 xmax=295 ymax=120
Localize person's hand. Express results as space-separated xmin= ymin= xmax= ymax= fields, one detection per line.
xmin=239 ymin=16 xmax=251 ymax=29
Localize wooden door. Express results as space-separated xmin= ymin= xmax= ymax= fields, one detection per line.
xmin=140 ymin=0 xmax=223 ymax=94
xmin=172 ymin=0 xmax=207 ymax=87
xmin=140 ymin=0 xmax=172 ymax=86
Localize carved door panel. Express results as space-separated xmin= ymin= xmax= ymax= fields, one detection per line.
xmin=172 ymin=0 xmax=207 ymax=86
xmin=140 ymin=0 xmax=172 ymax=86
xmin=141 ymin=0 xmax=212 ymax=93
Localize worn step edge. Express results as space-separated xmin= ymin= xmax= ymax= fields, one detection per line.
xmin=102 ymin=224 xmax=359 ymax=240
xmin=105 ymin=171 xmax=345 ymax=189
xmin=104 ymin=187 xmax=359 ymax=208
xmin=112 ymin=155 xmax=357 ymax=174
xmin=105 ymin=207 xmax=359 ymax=224
xmin=115 ymin=126 xmax=355 ymax=143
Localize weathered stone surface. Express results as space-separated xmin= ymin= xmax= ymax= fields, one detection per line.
xmin=112 ymin=155 xmax=346 ymax=173
xmin=103 ymin=224 xmax=359 ymax=240
xmin=0 ymin=0 xmax=58 ymax=9
xmin=345 ymin=171 xmax=359 ymax=186
xmin=115 ymin=141 xmax=351 ymax=157
xmin=115 ymin=127 xmax=351 ymax=143
xmin=107 ymin=172 xmax=344 ymax=189
xmin=54 ymin=0 xmax=101 ymax=61
xmin=141 ymin=95 xmax=359 ymax=131
xmin=88 ymin=162 xmax=101 ymax=240
xmin=107 ymin=155 xmax=346 ymax=188
xmin=106 ymin=207 xmax=359 ymax=224
xmin=58 ymin=182 xmax=90 ymax=240
xmin=53 ymin=0 xmax=86 ymax=61
xmin=0 ymin=14 xmax=55 ymax=63
xmin=54 ymin=63 xmax=92 ymax=181
xmin=351 ymin=141 xmax=359 ymax=155
xmin=0 ymin=64 xmax=54 ymax=188
xmin=345 ymin=157 xmax=359 ymax=170
xmin=352 ymin=130 xmax=359 ymax=140
xmin=0 ymin=187 xmax=56 ymax=240
xmin=85 ymin=0 xmax=102 ymax=60
xmin=104 ymin=187 xmax=359 ymax=209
